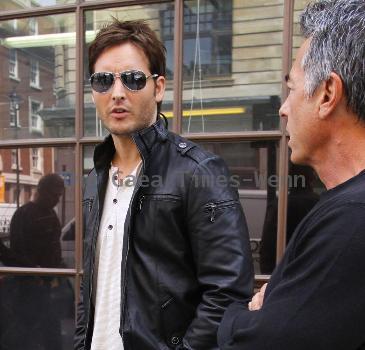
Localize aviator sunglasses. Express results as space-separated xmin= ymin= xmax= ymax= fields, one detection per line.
xmin=90 ymin=70 xmax=158 ymax=93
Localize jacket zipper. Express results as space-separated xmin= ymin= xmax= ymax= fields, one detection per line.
xmin=120 ymin=142 xmax=145 ymax=341
xmin=206 ymin=203 xmax=217 ymax=222
xmin=84 ymin=182 xmax=100 ymax=346
xmin=139 ymin=195 xmax=144 ymax=211
xmin=82 ymin=198 xmax=94 ymax=212
xmin=205 ymin=200 xmax=238 ymax=223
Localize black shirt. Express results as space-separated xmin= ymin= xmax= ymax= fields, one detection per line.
xmin=10 ymin=201 xmax=62 ymax=268
xmin=218 ymin=170 xmax=365 ymax=350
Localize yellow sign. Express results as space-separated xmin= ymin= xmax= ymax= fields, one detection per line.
xmin=163 ymin=107 xmax=246 ymax=118
xmin=0 ymin=176 xmax=4 ymax=203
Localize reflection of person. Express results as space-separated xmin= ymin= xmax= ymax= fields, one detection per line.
xmin=259 ymin=164 xmax=319 ymax=274
xmin=75 ymin=19 xmax=253 ymax=350
xmin=0 ymin=173 xmax=65 ymax=350
xmin=9 ymin=173 xmax=65 ymax=267
xmin=218 ymin=1 xmax=365 ymax=349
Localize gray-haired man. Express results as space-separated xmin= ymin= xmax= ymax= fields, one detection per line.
xmin=218 ymin=1 xmax=365 ymax=349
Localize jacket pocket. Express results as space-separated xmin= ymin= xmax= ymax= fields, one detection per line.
xmin=82 ymin=197 xmax=95 ymax=256
xmin=160 ymin=294 xmax=193 ymax=349
xmin=204 ymin=199 xmax=239 ymax=223
xmin=138 ymin=194 xmax=181 ymax=211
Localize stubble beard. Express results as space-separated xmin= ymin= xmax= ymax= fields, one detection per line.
xmin=103 ymin=113 xmax=157 ymax=137
xmin=100 ymin=98 xmax=158 ymax=136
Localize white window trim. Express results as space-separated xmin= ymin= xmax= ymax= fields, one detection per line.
xmin=11 ymin=149 xmax=23 ymax=171
xmin=29 ymin=18 xmax=38 ymax=36
xmin=31 ymin=147 xmax=43 ymax=172
xmin=12 ymin=19 xmax=18 ymax=31
xmin=9 ymin=103 xmax=20 ymax=128
xmin=9 ymin=49 xmax=20 ymax=81
xmin=30 ymin=59 xmax=41 ymax=89
xmin=28 ymin=97 xmax=44 ymax=134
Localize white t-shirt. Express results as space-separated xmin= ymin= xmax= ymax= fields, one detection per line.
xmin=90 ymin=162 xmax=141 ymax=350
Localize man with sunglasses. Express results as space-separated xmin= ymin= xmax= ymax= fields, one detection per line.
xmin=75 ymin=19 xmax=253 ymax=350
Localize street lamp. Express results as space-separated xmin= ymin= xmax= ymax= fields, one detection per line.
xmin=8 ymin=89 xmax=21 ymax=208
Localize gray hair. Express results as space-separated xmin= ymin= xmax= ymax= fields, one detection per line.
xmin=300 ymin=0 xmax=365 ymax=121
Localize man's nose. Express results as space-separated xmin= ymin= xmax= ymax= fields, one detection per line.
xmin=112 ymin=76 xmax=126 ymax=101
xmin=279 ymin=99 xmax=288 ymax=119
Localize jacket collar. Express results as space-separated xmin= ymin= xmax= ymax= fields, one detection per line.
xmin=93 ymin=116 xmax=168 ymax=173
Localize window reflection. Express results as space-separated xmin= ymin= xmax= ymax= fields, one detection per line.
xmin=293 ymin=0 xmax=311 ymax=59
xmin=260 ymin=163 xmax=325 ymax=274
xmin=0 ymin=14 xmax=76 ymax=140
xmin=0 ymin=275 xmax=75 ymax=350
xmin=0 ymin=0 xmax=75 ymax=11
xmin=181 ymin=0 xmax=283 ymax=133
xmin=0 ymin=147 xmax=75 ymax=268
xmin=83 ymin=145 xmax=95 ymax=177
xmin=162 ymin=1 xmax=232 ymax=80
xmin=197 ymin=140 xmax=279 ymax=274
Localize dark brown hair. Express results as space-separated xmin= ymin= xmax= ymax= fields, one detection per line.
xmin=88 ymin=19 xmax=166 ymax=114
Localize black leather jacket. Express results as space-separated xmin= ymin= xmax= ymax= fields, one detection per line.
xmin=75 ymin=118 xmax=253 ymax=350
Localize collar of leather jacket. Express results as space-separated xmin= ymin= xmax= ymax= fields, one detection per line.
xmin=93 ymin=115 xmax=169 ymax=173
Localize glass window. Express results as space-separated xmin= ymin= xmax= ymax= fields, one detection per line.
xmin=83 ymin=145 xmax=95 ymax=177
xmin=31 ymin=148 xmax=41 ymax=170
xmin=83 ymin=4 xmax=175 ymax=137
xmin=9 ymin=49 xmax=18 ymax=79
xmin=30 ymin=59 xmax=40 ymax=88
xmin=9 ymin=103 xmax=19 ymax=127
xmin=284 ymin=162 xmax=324 ymax=233
xmin=293 ymin=0 xmax=310 ymax=59
xmin=182 ymin=0 xmax=283 ymax=133
xmin=0 ymin=146 xmax=76 ymax=269
xmin=197 ymin=140 xmax=279 ymax=274
xmin=0 ymin=274 xmax=75 ymax=349
xmin=10 ymin=149 xmax=21 ymax=170
xmin=29 ymin=18 xmax=38 ymax=36
xmin=0 ymin=0 xmax=75 ymax=11
xmin=29 ymin=99 xmax=43 ymax=133
xmin=0 ymin=14 xmax=76 ymax=140
xmin=260 ymin=160 xmax=325 ymax=274
xmin=11 ymin=19 xmax=18 ymax=31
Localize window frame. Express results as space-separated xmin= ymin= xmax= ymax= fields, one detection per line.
xmin=0 ymin=0 xmax=296 ymax=308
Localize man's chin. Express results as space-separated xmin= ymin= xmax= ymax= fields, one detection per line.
xmin=290 ymin=152 xmax=308 ymax=166
xmin=107 ymin=122 xmax=155 ymax=136
xmin=106 ymin=125 xmax=135 ymax=136
xmin=110 ymin=129 xmax=133 ymax=137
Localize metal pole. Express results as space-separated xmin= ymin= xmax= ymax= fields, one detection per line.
xmin=9 ymin=91 xmax=21 ymax=209
xmin=15 ymin=147 xmax=20 ymax=208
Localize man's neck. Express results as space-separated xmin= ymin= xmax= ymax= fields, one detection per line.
xmin=111 ymin=134 xmax=141 ymax=177
xmin=312 ymin=121 xmax=365 ymax=190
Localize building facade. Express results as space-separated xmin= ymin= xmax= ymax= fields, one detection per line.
xmin=0 ymin=0 xmax=323 ymax=348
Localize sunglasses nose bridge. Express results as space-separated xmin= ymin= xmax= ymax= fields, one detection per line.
xmin=111 ymin=72 xmax=127 ymax=97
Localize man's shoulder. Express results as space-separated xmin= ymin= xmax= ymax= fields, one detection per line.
xmin=324 ymin=171 xmax=365 ymax=209
xmin=16 ymin=201 xmax=36 ymax=213
xmin=165 ymin=131 xmax=218 ymax=164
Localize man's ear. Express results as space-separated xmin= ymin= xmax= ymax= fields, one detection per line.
xmin=319 ymin=72 xmax=344 ymax=119
xmin=154 ymin=76 xmax=166 ymax=103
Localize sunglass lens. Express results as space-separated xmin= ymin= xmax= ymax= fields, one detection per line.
xmin=121 ymin=71 xmax=147 ymax=91
xmin=91 ymin=73 xmax=114 ymax=93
